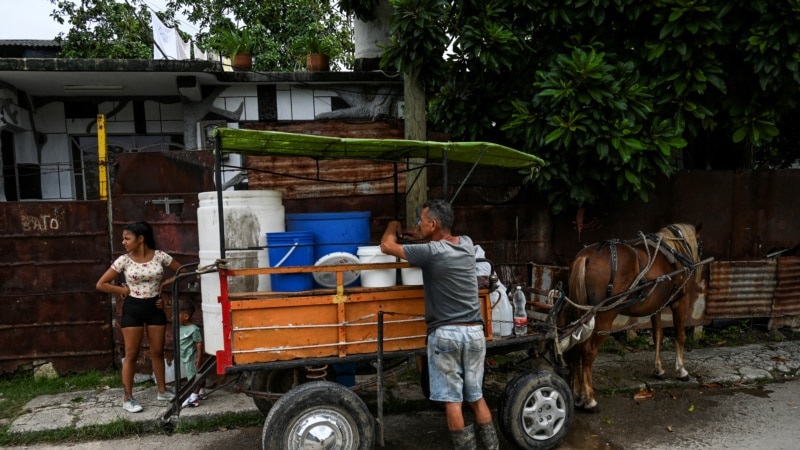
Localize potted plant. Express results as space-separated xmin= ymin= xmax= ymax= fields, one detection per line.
xmin=293 ymin=33 xmax=338 ymax=72
xmin=208 ymin=27 xmax=258 ymax=71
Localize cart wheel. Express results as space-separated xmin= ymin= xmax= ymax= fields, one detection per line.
xmin=261 ymin=380 xmax=374 ymax=450
xmin=252 ymin=369 xmax=300 ymax=416
xmin=497 ymin=370 xmax=573 ymax=450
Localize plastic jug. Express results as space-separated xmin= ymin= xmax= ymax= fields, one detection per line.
xmin=490 ymin=285 xmax=513 ymax=338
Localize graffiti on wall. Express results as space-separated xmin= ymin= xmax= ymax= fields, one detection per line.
xmin=20 ymin=207 xmax=65 ymax=233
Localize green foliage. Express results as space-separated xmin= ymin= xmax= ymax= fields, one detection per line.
xmin=207 ymin=25 xmax=260 ymax=56
xmin=291 ymin=27 xmax=341 ymax=57
xmin=0 ymin=369 xmax=122 ymax=445
xmin=173 ymin=411 xmax=264 ymax=433
xmin=700 ymin=320 xmax=759 ymax=346
xmin=383 ymin=0 xmax=800 ymax=213
xmin=169 ymin=0 xmax=354 ymax=71
xmin=0 ymin=418 xmax=143 ymax=447
xmin=50 ymin=0 xmax=170 ymax=58
xmin=0 ymin=369 xmax=120 ymax=421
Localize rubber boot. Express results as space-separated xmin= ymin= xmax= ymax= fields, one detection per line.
xmin=476 ymin=421 xmax=499 ymax=450
xmin=450 ymin=424 xmax=477 ymax=450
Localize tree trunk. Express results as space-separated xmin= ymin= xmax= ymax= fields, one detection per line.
xmin=404 ymin=68 xmax=427 ymax=228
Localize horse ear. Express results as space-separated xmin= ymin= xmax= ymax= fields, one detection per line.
xmin=695 ymin=222 xmax=703 ymax=235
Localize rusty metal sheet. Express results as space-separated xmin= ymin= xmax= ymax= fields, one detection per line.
xmin=530 ymin=264 xmax=569 ymax=301
xmin=247 ymin=155 xmax=404 ymax=200
xmin=773 ymin=256 xmax=800 ymax=317
xmin=0 ymin=201 xmax=112 ymax=374
xmin=706 ymin=260 xmax=776 ymax=319
xmin=110 ymin=151 xmax=214 ymax=375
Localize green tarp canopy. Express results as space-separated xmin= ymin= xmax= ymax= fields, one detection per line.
xmin=213 ymin=128 xmax=545 ymax=171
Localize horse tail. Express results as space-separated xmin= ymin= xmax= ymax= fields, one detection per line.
xmin=567 ymin=255 xmax=589 ymax=322
xmin=563 ymin=255 xmax=590 ymax=389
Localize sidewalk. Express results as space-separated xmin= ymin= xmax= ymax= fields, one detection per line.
xmin=7 ymin=340 xmax=800 ymax=436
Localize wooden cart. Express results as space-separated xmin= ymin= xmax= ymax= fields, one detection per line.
xmin=165 ymin=129 xmax=573 ymax=450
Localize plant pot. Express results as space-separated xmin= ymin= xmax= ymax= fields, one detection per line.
xmin=306 ymin=53 xmax=330 ymax=72
xmin=232 ymin=53 xmax=253 ymax=72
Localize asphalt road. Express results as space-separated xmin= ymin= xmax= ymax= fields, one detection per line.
xmin=10 ymin=379 xmax=800 ymax=449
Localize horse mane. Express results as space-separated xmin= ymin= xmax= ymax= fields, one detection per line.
xmin=656 ymin=223 xmax=702 ymax=282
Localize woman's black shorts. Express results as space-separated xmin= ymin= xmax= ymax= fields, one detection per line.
xmin=120 ymin=296 xmax=167 ymax=327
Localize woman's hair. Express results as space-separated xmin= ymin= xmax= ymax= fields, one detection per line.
xmin=423 ymin=199 xmax=454 ymax=231
xmin=125 ymin=221 xmax=157 ymax=249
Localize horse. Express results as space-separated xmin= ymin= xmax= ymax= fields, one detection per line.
xmin=563 ymin=223 xmax=703 ymax=412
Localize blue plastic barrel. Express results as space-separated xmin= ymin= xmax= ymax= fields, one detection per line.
xmin=285 ymin=212 xmax=371 ymax=259
xmin=285 ymin=212 xmax=371 ymax=288
xmin=266 ymin=231 xmax=315 ymax=292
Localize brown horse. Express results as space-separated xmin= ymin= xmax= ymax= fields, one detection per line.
xmin=564 ymin=223 xmax=703 ymax=412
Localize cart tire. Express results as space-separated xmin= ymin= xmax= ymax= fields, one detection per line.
xmin=261 ymin=380 xmax=375 ymax=450
xmin=497 ymin=370 xmax=573 ymax=450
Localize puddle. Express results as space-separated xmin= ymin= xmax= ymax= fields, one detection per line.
xmin=558 ymin=413 xmax=623 ymax=449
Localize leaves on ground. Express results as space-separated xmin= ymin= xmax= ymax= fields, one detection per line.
xmin=633 ymin=389 xmax=654 ymax=400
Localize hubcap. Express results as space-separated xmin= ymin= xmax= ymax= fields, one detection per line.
xmin=521 ymin=387 xmax=567 ymax=441
xmin=288 ymin=408 xmax=355 ymax=450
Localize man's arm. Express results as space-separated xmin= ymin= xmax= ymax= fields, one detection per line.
xmin=380 ymin=220 xmax=407 ymax=260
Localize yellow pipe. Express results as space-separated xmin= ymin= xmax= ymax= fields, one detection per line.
xmin=97 ymin=114 xmax=108 ymax=200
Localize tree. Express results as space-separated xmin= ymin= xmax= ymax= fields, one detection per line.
xmin=167 ymin=0 xmax=354 ymax=71
xmin=50 ymin=0 xmax=179 ymax=59
xmin=50 ymin=1 xmax=354 ymax=71
xmin=377 ymin=0 xmax=800 ymax=214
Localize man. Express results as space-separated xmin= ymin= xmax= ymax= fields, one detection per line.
xmin=381 ymin=199 xmax=499 ymax=450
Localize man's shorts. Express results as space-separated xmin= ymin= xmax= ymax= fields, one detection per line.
xmin=120 ymin=296 xmax=168 ymax=327
xmin=427 ymin=324 xmax=486 ymax=403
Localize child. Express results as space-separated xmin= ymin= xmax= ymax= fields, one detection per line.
xmin=178 ymin=299 xmax=205 ymax=407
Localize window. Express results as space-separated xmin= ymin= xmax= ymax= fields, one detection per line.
xmin=1 ymin=130 xmax=42 ymax=201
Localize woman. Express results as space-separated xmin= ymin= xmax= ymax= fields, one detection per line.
xmin=96 ymin=221 xmax=181 ymax=413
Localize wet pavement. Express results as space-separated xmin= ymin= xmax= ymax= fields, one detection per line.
xmin=5 ymin=339 xmax=800 ymax=444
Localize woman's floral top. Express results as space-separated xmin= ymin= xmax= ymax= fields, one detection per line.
xmin=110 ymin=250 xmax=173 ymax=298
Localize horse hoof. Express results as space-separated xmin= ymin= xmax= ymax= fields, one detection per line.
xmin=653 ymin=372 xmax=666 ymax=380
xmin=576 ymin=403 xmax=601 ymax=414
xmin=677 ymin=374 xmax=691 ymax=382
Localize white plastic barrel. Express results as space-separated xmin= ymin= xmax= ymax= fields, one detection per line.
xmin=197 ymin=190 xmax=284 ymax=354
xmin=198 ymin=249 xmax=259 ymax=353
xmin=198 ymin=191 xmax=285 ymax=291
xmin=357 ymin=246 xmax=396 ymax=287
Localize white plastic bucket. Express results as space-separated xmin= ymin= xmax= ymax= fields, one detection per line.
xmin=400 ymin=259 xmax=423 ymax=285
xmin=199 ymin=249 xmax=259 ymax=353
xmin=357 ymin=246 xmax=396 ymax=287
xmin=197 ymin=190 xmax=285 ymax=291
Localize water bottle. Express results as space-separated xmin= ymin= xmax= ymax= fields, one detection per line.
xmin=512 ymin=285 xmax=527 ymax=336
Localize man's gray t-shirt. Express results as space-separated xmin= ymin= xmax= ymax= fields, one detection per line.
xmin=403 ymin=235 xmax=482 ymax=332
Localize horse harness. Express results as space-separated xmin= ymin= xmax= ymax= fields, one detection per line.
xmin=600 ymin=226 xmax=697 ymax=311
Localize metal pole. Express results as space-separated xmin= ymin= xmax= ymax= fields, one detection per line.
xmin=376 ymin=311 xmax=385 ymax=447
xmin=442 ymin=148 xmax=448 ymax=201
xmin=214 ymin=134 xmax=225 ymax=259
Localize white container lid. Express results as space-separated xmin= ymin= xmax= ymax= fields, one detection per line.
xmin=313 ymin=252 xmax=361 ymax=287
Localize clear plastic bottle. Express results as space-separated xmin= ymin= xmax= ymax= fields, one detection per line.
xmin=512 ymin=285 xmax=527 ymax=336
